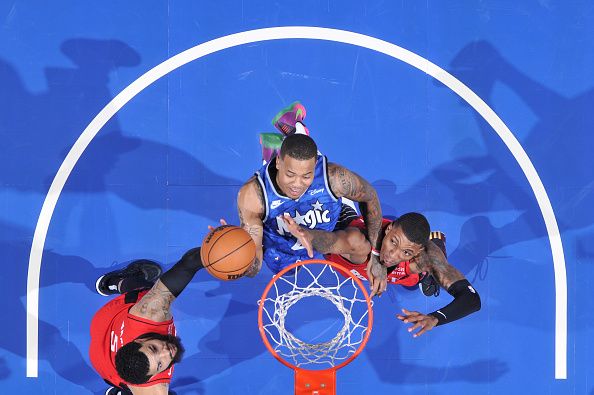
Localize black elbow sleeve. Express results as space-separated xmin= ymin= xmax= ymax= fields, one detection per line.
xmin=429 ymin=279 xmax=481 ymax=326
xmin=160 ymin=247 xmax=204 ymax=297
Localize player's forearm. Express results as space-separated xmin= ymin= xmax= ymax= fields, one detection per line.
xmin=429 ymin=279 xmax=481 ymax=325
xmin=160 ymin=247 xmax=204 ymax=297
xmin=307 ymin=229 xmax=344 ymax=253
xmin=246 ymin=247 xmax=263 ymax=277
xmin=130 ymin=280 xmax=176 ymax=321
xmin=130 ymin=248 xmax=205 ymax=321
xmin=358 ymin=191 xmax=383 ymax=250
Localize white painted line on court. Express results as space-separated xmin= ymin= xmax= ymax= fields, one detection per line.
xmin=27 ymin=26 xmax=567 ymax=379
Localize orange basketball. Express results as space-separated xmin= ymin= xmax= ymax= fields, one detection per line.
xmin=200 ymin=225 xmax=256 ymax=281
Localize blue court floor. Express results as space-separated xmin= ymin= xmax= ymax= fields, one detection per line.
xmin=1 ymin=1 xmax=593 ymax=394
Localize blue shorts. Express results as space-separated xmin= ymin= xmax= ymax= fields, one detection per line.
xmin=263 ymin=246 xmax=325 ymax=274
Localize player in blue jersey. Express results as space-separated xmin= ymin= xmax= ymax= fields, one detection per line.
xmin=237 ymin=131 xmax=386 ymax=296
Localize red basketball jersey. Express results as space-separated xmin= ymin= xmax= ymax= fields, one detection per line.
xmin=325 ymin=217 xmax=420 ymax=287
xmin=89 ymin=291 xmax=177 ymax=388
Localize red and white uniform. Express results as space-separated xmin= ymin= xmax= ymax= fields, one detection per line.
xmin=89 ymin=291 xmax=176 ymax=388
xmin=325 ymin=217 xmax=420 ymax=287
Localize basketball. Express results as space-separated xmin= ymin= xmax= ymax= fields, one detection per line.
xmin=200 ymin=225 xmax=256 ymax=281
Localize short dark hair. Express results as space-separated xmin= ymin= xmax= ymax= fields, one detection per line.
xmin=280 ymin=134 xmax=317 ymax=160
xmin=391 ymin=212 xmax=430 ymax=246
xmin=115 ymin=341 xmax=151 ymax=384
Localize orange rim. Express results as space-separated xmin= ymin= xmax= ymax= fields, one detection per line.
xmin=257 ymin=259 xmax=373 ymax=373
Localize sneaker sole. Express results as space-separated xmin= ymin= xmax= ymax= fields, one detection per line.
xmin=95 ymin=275 xmax=109 ymax=296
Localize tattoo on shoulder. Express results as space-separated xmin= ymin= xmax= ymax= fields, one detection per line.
xmin=329 ymin=165 xmax=368 ymax=200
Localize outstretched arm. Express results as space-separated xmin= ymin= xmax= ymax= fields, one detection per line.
xmin=327 ymin=163 xmax=386 ymax=296
xmin=129 ymin=247 xmax=204 ymax=322
xmin=398 ymin=242 xmax=481 ymax=337
xmin=281 ymin=213 xmax=370 ymax=259
xmin=237 ymin=177 xmax=265 ymax=277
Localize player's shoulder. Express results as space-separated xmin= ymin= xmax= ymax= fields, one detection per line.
xmin=240 ymin=175 xmax=259 ymax=190
xmin=326 ymin=161 xmax=347 ymax=175
xmin=238 ymin=176 xmax=265 ymax=213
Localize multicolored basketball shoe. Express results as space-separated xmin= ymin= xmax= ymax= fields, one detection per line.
xmin=259 ymin=132 xmax=284 ymax=164
xmin=271 ymin=101 xmax=309 ymax=136
xmin=419 ymin=231 xmax=447 ymax=297
xmin=419 ymin=272 xmax=440 ymax=297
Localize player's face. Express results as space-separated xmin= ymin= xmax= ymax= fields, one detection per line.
xmin=276 ymin=155 xmax=316 ymax=199
xmin=136 ymin=337 xmax=182 ymax=376
xmin=380 ymin=224 xmax=424 ymax=267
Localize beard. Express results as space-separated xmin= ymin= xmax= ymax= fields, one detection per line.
xmin=137 ymin=332 xmax=185 ymax=365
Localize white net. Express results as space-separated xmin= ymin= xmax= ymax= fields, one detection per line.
xmin=259 ymin=262 xmax=372 ymax=370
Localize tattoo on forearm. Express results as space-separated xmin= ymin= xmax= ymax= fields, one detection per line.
xmin=137 ymin=282 xmax=174 ymax=321
xmin=309 ymin=230 xmax=340 ymax=253
xmin=359 ymin=196 xmax=382 ymax=249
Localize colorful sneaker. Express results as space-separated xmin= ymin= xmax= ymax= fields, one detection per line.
xmin=95 ymin=259 xmax=162 ymax=296
xmin=259 ymin=132 xmax=284 ymax=164
xmin=419 ymin=272 xmax=440 ymax=297
xmin=271 ymin=101 xmax=309 ymax=136
xmin=418 ymin=231 xmax=447 ymax=297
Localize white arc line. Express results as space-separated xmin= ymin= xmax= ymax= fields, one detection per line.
xmin=27 ymin=26 xmax=567 ymax=379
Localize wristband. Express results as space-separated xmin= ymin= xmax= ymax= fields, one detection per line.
xmin=370 ymin=247 xmax=380 ymax=257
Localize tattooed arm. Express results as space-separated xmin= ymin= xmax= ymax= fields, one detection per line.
xmin=281 ymin=213 xmax=370 ymax=260
xmin=411 ymin=241 xmax=466 ymax=290
xmin=327 ymin=163 xmax=383 ymax=250
xmin=128 ymin=247 xmax=204 ymax=321
xmin=327 ymin=163 xmax=386 ymax=296
xmin=237 ymin=177 xmax=265 ymax=277
xmin=129 ymin=280 xmax=175 ymax=322
xmin=398 ymin=242 xmax=481 ymax=337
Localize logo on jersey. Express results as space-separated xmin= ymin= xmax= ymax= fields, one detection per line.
xmin=270 ymin=199 xmax=284 ymax=209
xmin=276 ymin=200 xmax=332 ymax=235
xmin=309 ymin=188 xmax=325 ymax=196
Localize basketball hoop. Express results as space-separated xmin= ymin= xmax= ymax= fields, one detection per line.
xmin=258 ymin=259 xmax=373 ymax=394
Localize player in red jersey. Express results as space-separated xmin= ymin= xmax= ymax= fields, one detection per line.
xmin=90 ymin=248 xmax=204 ymax=395
xmin=282 ymin=211 xmax=481 ymax=338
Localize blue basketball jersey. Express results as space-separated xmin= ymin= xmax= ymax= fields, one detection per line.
xmin=255 ymin=155 xmax=342 ymax=273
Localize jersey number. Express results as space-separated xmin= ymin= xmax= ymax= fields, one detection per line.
xmin=110 ymin=331 xmax=118 ymax=352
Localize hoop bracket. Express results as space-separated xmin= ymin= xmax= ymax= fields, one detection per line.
xmin=295 ymin=368 xmax=336 ymax=395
